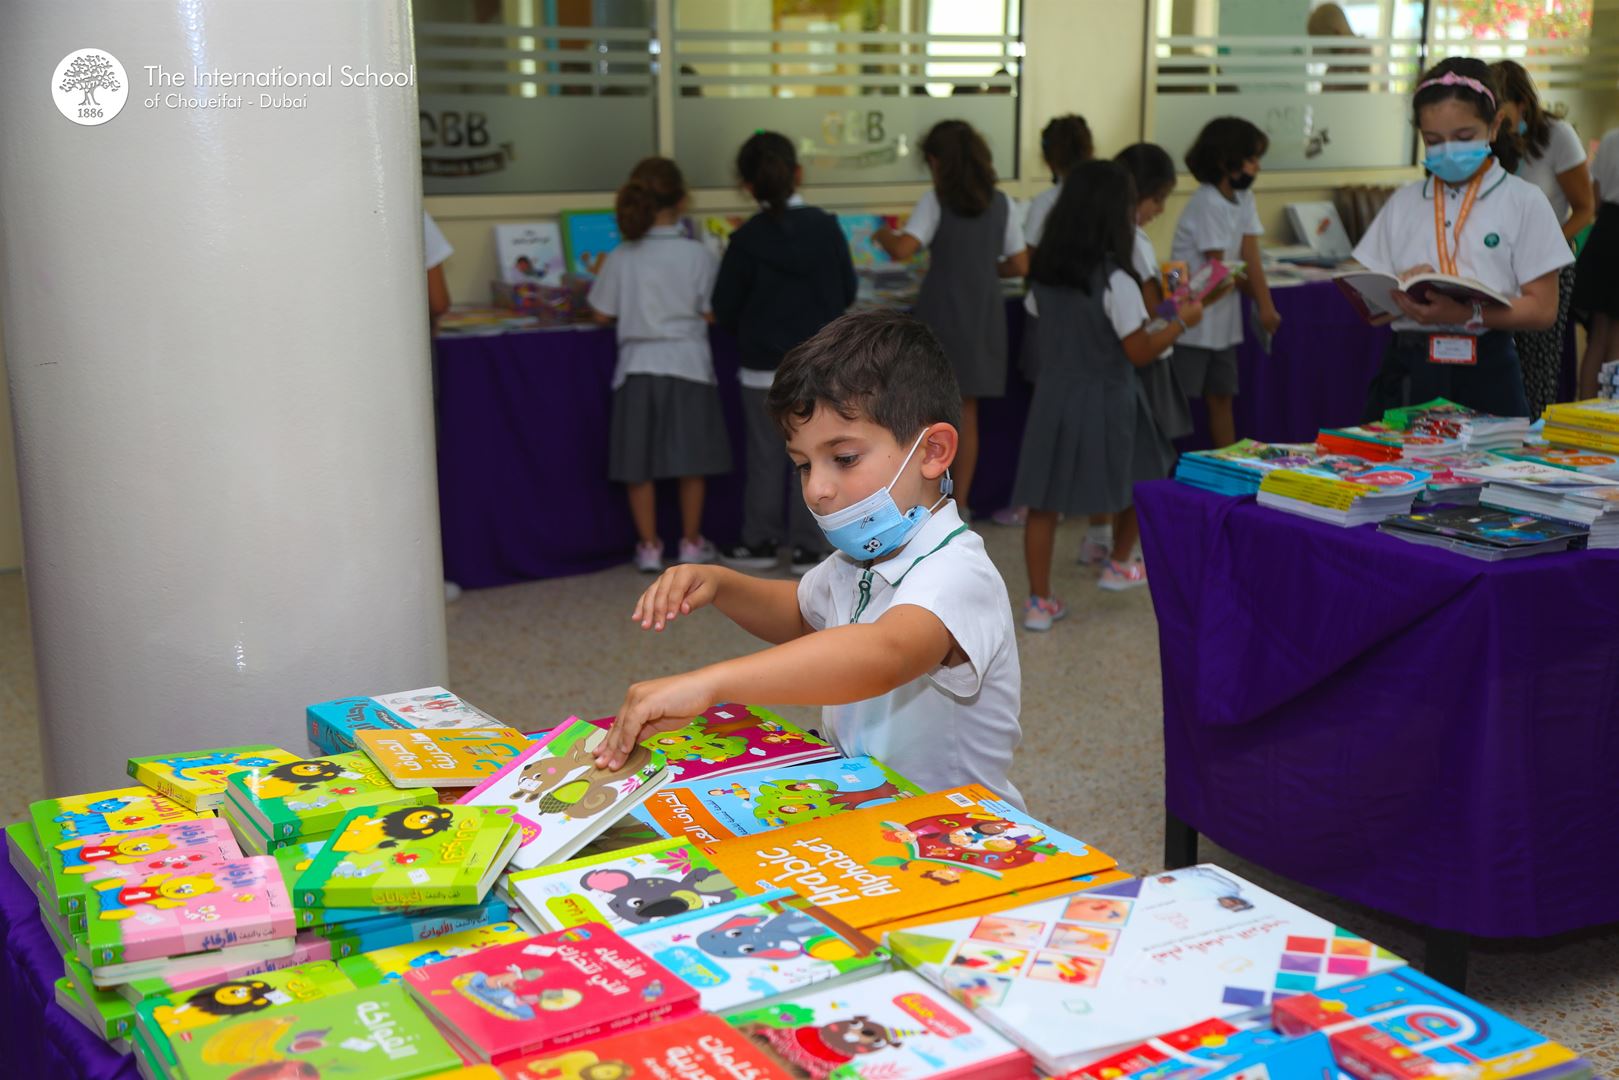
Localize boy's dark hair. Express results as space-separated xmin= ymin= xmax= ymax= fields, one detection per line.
xmin=1184 ymin=117 xmax=1270 ymax=185
xmin=921 ymin=119 xmax=997 ymax=217
xmin=737 ymin=131 xmax=798 ymax=217
xmin=1413 ymin=57 xmax=1517 ymax=173
xmin=1114 ymin=142 xmax=1178 ymax=204
xmin=1040 ymin=114 xmax=1094 ymax=183
xmin=766 ymin=309 xmax=962 ymax=441
xmin=1029 ymin=159 xmax=1138 ymax=295
xmin=616 ymin=156 xmax=687 ymax=241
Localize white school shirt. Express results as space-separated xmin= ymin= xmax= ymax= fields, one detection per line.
xmin=1132 ymin=226 xmax=1172 ymax=360
xmin=902 ymin=189 xmax=1027 ymax=257
xmin=796 ymin=500 xmax=1025 ymax=809
xmin=1351 ymin=160 xmax=1575 ymax=334
xmin=1101 ymin=267 xmax=1150 ymax=340
xmin=587 ymin=225 xmax=719 ymax=389
xmin=1021 ymin=184 xmax=1062 ymax=317
xmin=1592 ymin=128 xmax=1619 ymax=204
xmin=1170 ymin=184 xmax=1263 ymax=349
xmin=1516 ymin=118 xmax=1588 ymax=224
xmin=423 ymin=212 xmax=453 ymax=271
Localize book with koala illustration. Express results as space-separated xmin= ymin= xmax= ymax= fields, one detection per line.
xmin=622 ymin=887 xmax=890 ymax=1016
xmin=294 ymin=804 xmax=518 ymax=909
xmin=337 ymin=920 xmax=536 ymax=988
xmin=80 ymin=853 xmax=297 ymax=977
xmin=633 ymin=755 xmax=924 ymax=843
xmin=884 ymin=867 xmax=1405 ymax=1075
xmin=588 ymin=703 xmax=837 ymax=785
xmin=500 ymin=1014 xmax=795 ymax=1080
xmin=355 ymin=727 xmax=533 ymax=788
xmin=404 ymin=922 xmax=700 ymax=1063
xmin=30 ymin=786 xmax=206 ymax=914
xmin=457 ymin=718 xmax=670 ymax=872
xmin=44 ymin=817 xmax=240 ymax=922
xmin=126 ymin=744 xmax=305 ymax=811
xmin=727 ymin=969 xmax=1030 ymax=1080
xmin=701 ymin=785 xmax=1118 ymax=932
xmin=502 ymin=836 xmax=742 ymax=934
xmin=170 ymin=981 xmax=460 ymax=1080
xmin=224 ymin=751 xmax=440 ymax=843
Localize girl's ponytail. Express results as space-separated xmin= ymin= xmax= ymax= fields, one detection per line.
xmin=737 ymin=132 xmax=798 ymax=216
xmin=615 ymin=157 xmax=688 ymax=241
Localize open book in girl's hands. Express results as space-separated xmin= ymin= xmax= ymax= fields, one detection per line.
xmin=1334 ymin=268 xmax=1511 ymax=322
xmin=1154 ymin=258 xmax=1238 ymax=320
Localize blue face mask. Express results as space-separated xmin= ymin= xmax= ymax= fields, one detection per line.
xmin=1517 ymin=119 xmax=1528 ymax=136
xmin=809 ymin=431 xmax=951 ymax=562
xmin=1424 ymin=140 xmax=1492 ymax=184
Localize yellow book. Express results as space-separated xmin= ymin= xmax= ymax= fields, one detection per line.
xmin=126 ymin=745 xmax=304 ymax=811
xmin=1259 ymin=470 xmax=1365 ymax=509
xmin=353 ymin=727 xmax=532 ymax=788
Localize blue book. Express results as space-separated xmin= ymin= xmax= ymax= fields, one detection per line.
xmin=305 ymin=696 xmax=411 ymax=755
xmin=273 ymin=840 xmax=508 ymax=942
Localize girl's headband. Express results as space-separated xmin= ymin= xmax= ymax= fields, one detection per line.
xmin=1415 ymin=71 xmax=1495 ymax=106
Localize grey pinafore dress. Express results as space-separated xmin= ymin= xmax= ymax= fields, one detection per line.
xmin=912 ymin=191 xmax=1011 ymax=399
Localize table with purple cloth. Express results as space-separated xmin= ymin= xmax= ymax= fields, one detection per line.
xmin=434 ymin=280 xmax=1391 ymax=589
xmin=1135 ymin=479 xmax=1619 ymax=975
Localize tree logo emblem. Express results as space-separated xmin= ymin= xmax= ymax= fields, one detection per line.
xmin=52 ymin=49 xmax=130 ymax=126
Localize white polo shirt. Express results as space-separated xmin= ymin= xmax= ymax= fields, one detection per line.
xmin=1351 ymin=160 xmax=1575 ymax=334
xmin=587 ymin=225 xmax=719 ymax=389
xmin=1133 ymin=226 xmax=1172 ymax=360
xmin=1516 ymin=118 xmax=1588 ymax=223
xmin=902 ymin=189 xmax=1027 ymax=257
xmin=1170 ymin=183 xmax=1263 ymax=350
xmin=1592 ymin=128 xmax=1619 ymax=205
xmin=797 ymin=500 xmax=1025 ymax=808
xmin=423 ymin=212 xmax=453 ymax=271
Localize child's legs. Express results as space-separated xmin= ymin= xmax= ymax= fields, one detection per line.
xmin=1087 ymin=513 xmax=1109 ymax=531
xmin=678 ymin=476 xmax=705 ymax=543
xmin=957 ymin=397 xmax=980 ymax=508
xmin=1203 ymin=347 xmax=1239 ymax=448
xmin=738 ymin=386 xmax=784 ymax=548
xmin=1110 ymin=507 xmax=1140 ymax=564
xmin=626 ymin=482 xmax=658 ymax=546
xmin=1024 ymin=510 xmax=1059 ymax=599
xmin=1206 ymin=395 xmax=1236 ymax=449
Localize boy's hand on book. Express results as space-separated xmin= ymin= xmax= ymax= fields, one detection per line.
xmin=631 ymin=565 xmax=720 ymax=631
xmin=596 ymin=671 xmax=719 ymax=770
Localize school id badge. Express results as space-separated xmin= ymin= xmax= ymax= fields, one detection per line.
xmin=1428 ymin=335 xmax=1478 ymax=366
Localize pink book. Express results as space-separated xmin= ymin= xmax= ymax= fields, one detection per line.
xmin=124 ymin=932 xmax=332 ymax=997
xmin=403 ymin=922 xmax=700 ymax=1063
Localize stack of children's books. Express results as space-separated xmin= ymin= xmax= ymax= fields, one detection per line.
xmin=1466 ymin=460 xmax=1619 ymax=544
xmin=1497 ymin=444 xmax=1619 ymax=479
xmin=1256 ymin=469 xmax=1422 ymax=526
xmin=306 ymin=685 xmax=505 ymax=755
xmin=1378 ymin=505 xmax=1588 ymax=560
xmin=1384 ymin=397 xmax=1531 ymax=452
xmin=1317 ymin=422 xmax=1464 ymax=461
xmin=1542 ymin=399 xmax=1619 ymax=452
xmin=4 ymin=689 xmax=1596 ymax=1080
xmin=1173 ymin=440 xmax=1326 ymax=496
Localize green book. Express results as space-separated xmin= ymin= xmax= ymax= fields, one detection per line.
xmin=28 ymin=786 xmax=205 ymax=915
xmin=169 ymin=982 xmax=459 ymax=1079
xmin=336 ymin=920 xmax=534 ymax=988
xmin=135 ymin=959 xmax=355 ymax=1075
xmin=294 ymin=804 xmax=517 ymax=910
xmin=223 ymin=751 xmax=436 ymax=841
xmin=60 ymin=955 xmax=136 ymax=1042
xmin=54 ymin=978 xmax=131 ymax=1053
xmin=127 ymin=744 xmax=304 ymax=811
xmin=6 ymin=820 xmax=43 ymax=886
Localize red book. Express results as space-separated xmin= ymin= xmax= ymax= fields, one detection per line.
xmin=403 ymin=923 xmax=699 ymax=1063
xmin=499 ymin=1015 xmax=795 ymax=1079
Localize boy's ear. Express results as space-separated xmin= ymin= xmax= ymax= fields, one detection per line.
xmin=920 ymin=423 xmax=959 ymax=480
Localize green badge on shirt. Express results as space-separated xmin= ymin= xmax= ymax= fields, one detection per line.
xmin=1484 ymin=233 xmax=1500 ymax=247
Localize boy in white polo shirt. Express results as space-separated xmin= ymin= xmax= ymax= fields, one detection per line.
xmin=595 ymin=309 xmax=1024 ymax=807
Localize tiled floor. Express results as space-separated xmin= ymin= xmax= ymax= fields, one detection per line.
xmin=4 ymin=519 xmax=1618 ymax=1062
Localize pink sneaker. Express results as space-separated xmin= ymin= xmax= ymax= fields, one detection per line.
xmin=1098 ymin=559 xmax=1148 ymax=591
xmin=1078 ymin=537 xmax=1111 ymax=565
xmin=634 ymin=541 xmax=664 ymax=574
xmin=1022 ymin=595 xmax=1068 ymax=631
xmin=991 ymin=506 xmax=1028 ymax=526
xmin=677 ymin=537 xmax=718 ymax=565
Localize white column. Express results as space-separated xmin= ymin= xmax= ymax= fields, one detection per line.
xmin=0 ymin=0 xmax=449 ymax=794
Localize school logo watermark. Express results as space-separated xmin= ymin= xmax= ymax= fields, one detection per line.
xmin=52 ymin=49 xmax=129 ymax=126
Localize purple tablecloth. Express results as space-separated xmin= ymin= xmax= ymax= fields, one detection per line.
xmin=0 ymin=840 xmax=139 ymax=1079
xmin=1136 ymin=480 xmax=1619 ymax=939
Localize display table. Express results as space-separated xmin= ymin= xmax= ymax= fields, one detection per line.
xmin=1136 ymin=480 xmax=1619 ymax=978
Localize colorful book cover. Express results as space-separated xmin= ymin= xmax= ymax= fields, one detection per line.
xmin=702 ymin=785 xmax=1117 ymax=931
xmin=839 ymin=212 xmax=902 ymax=268
xmin=608 ymin=703 xmax=836 ymax=784
xmin=126 ymin=744 xmax=304 ymax=811
xmin=137 ymin=958 xmax=356 ymax=1072
xmin=61 ymin=955 xmax=136 ymax=1041
xmin=82 ymin=853 xmax=296 ymax=969
xmin=623 ymin=888 xmax=890 ymax=1015
xmin=307 ymin=694 xmax=414 ymax=755
xmin=502 ymin=1014 xmax=796 ymax=1080
xmin=726 ymin=970 xmax=1029 ymax=1080
xmin=504 ymin=836 xmax=741 ymax=933
xmin=274 ymin=839 xmax=509 ymax=936
xmin=170 ymin=981 xmax=461 ymax=1080
xmin=294 ymin=804 xmax=517 ymax=909
xmin=494 ymin=222 xmax=567 ymax=286
xmin=404 ymin=923 xmax=701 ymax=1063
xmin=457 ymin=719 xmax=669 ymax=872
xmin=225 ymin=751 xmax=439 ymax=841
xmin=371 ymin=686 xmax=501 ymax=729
xmin=634 ymin=755 xmax=923 ymax=842
xmin=1062 ymin=1017 xmax=1285 ymax=1080
xmin=865 ymin=869 xmax=1135 ymax=940
xmin=119 ymin=933 xmax=333 ymax=1000
xmin=338 ymin=920 xmax=536 ymax=987
xmin=560 ymin=209 xmax=622 ymax=280
xmin=885 ymin=866 xmax=1405 ymax=1075
xmin=1499 ymin=444 xmax=1619 ymax=477
xmin=44 ymin=815 xmax=234 ymax=918
xmin=356 ymin=727 xmax=533 ymax=787
xmin=29 ymin=786 xmax=203 ymax=912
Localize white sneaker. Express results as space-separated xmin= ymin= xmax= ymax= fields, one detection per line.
xmin=677 ymin=537 xmax=718 ymax=565
xmin=1078 ymin=536 xmax=1112 ymax=565
xmin=1022 ymin=595 xmax=1068 ymax=632
xmin=634 ymin=541 xmax=664 ymax=573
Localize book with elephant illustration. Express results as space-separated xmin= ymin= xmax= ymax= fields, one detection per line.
xmin=621 ymin=887 xmax=890 ymax=1015
xmin=337 ymin=920 xmax=536 ymax=988
xmin=700 ymin=785 xmax=1118 ymax=932
xmin=456 ymin=718 xmax=670 ymax=872
xmin=224 ymin=752 xmax=440 ymax=843
xmin=293 ymin=805 xmax=518 ymax=909
xmin=632 ymin=754 xmax=924 ymax=843
xmin=502 ymin=836 xmax=742 ymax=934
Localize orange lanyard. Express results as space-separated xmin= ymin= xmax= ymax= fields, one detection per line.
xmin=1433 ymin=168 xmax=1486 ymax=277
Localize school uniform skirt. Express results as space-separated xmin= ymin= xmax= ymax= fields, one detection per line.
xmin=1362 ymin=330 xmax=1528 ymax=420
xmin=608 ymin=374 xmax=733 ymax=485
xmin=1011 ymin=373 xmax=1173 ymax=516
xmin=1513 ymin=262 xmax=1575 ymax=417
xmin=1573 ymin=202 xmax=1619 ymax=320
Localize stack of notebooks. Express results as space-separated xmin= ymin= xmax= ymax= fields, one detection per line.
xmin=1498 ymin=444 xmax=1619 ymax=479
xmin=1317 ymin=423 xmax=1463 ymax=461
xmin=1404 ymin=449 xmax=1502 ymax=503
xmin=1256 ymin=469 xmax=1423 ymax=526
xmin=306 ymin=685 xmax=505 ymax=755
xmin=1543 ymin=399 xmax=1619 ymax=452
xmin=1467 ymin=461 xmax=1619 ymax=545
xmin=1384 ymin=397 xmax=1531 ymax=452
xmin=1379 ymin=505 xmax=1587 ymax=560
xmin=1173 ymin=440 xmax=1325 ymax=496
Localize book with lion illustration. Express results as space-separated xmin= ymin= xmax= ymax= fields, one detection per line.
xmin=701 ymin=785 xmax=1117 ymax=931
xmin=457 ymin=718 xmax=669 ymax=871
xmin=44 ymin=817 xmax=239 ymax=919
xmin=403 ymin=922 xmax=700 ymax=1063
xmin=589 ymin=703 xmax=836 ymax=785
xmin=726 ymin=970 xmax=1028 ymax=1080
xmin=294 ymin=804 xmax=518 ymax=909
xmin=225 ymin=751 xmax=439 ymax=843
xmin=633 ymin=755 xmax=923 ymax=843
xmin=169 ymin=982 xmax=460 ymax=1080
xmin=126 ymin=744 xmax=304 ymax=811
xmin=503 ymin=835 xmax=741 ymax=934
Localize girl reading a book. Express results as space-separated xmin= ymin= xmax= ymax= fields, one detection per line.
xmin=1011 ymin=161 xmax=1201 ymax=629
xmin=1356 ymin=58 xmax=1574 ymax=419
xmin=589 ymin=157 xmax=730 ymax=574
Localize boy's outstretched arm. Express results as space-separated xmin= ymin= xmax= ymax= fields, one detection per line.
xmin=596 ymin=605 xmax=954 ymax=769
xmin=632 ymin=564 xmax=808 ymax=643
